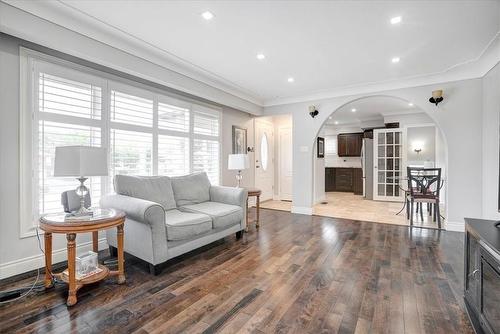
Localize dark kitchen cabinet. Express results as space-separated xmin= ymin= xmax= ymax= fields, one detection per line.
xmin=325 ymin=168 xmax=336 ymax=192
xmin=352 ymin=168 xmax=363 ymax=195
xmin=337 ymin=133 xmax=363 ymax=157
xmin=325 ymin=167 xmax=363 ymax=194
xmin=334 ymin=168 xmax=353 ymax=192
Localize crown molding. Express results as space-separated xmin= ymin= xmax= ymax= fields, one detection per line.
xmin=264 ymin=32 xmax=500 ymax=107
xmin=1 ymin=0 xmax=264 ymax=108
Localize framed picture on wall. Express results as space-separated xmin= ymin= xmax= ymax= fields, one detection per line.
xmin=317 ymin=137 xmax=325 ymax=158
xmin=232 ymin=126 xmax=247 ymax=154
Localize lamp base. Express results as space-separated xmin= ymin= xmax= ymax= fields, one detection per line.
xmin=73 ymin=177 xmax=93 ymax=217
xmin=235 ymin=170 xmax=243 ymax=188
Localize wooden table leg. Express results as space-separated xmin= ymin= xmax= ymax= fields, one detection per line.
xmin=245 ymin=198 xmax=249 ymax=232
xmin=66 ymin=233 xmax=77 ymax=306
xmin=44 ymin=232 xmax=53 ymax=288
xmin=92 ymin=231 xmax=98 ymax=253
xmin=116 ymin=224 xmax=126 ymax=284
xmin=256 ymin=195 xmax=260 ymax=228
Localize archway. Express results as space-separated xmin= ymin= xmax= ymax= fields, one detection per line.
xmin=311 ymin=95 xmax=448 ymax=228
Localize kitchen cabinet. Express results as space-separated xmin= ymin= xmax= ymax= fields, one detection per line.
xmin=337 ymin=133 xmax=363 ymax=157
xmin=464 ymin=218 xmax=500 ymax=334
xmin=325 ymin=168 xmax=336 ymax=192
xmin=325 ymin=167 xmax=363 ymax=193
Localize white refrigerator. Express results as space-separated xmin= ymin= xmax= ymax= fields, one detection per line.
xmin=361 ymin=138 xmax=374 ymax=200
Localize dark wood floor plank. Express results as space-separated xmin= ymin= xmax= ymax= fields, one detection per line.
xmin=0 ymin=209 xmax=474 ymax=334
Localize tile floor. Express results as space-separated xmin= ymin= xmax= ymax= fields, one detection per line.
xmin=260 ymin=192 xmax=443 ymax=229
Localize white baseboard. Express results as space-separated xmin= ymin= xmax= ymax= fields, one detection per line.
xmin=444 ymin=221 xmax=464 ymax=232
xmin=0 ymin=238 xmax=108 ymax=280
xmin=291 ymin=206 xmax=313 ymax=215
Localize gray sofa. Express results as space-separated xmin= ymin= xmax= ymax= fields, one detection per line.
xmin=100 ymin=172 xmax=247 ymax=275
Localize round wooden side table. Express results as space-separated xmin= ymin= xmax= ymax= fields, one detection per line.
xmin=39 ymin=208 xmax=126 ymax=306
xmin=246 ymin=188 xmax=262 ymax=231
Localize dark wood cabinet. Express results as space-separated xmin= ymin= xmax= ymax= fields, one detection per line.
xmin=337 ymin=133 xmax=363 ymax=157
xmin=335 ymin=168 xmax=353 ymax=192
xmin=325 ymin=168 xmax=336 ymax=192
xmin=325 ymin=167 xmax=363 ymax=194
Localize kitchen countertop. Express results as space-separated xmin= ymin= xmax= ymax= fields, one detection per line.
xmin=465 ymin=217 xmax=500 ymax=256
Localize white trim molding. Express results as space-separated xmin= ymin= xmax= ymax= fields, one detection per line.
xmin=291 ymin=206 xmax=314 ymax=215
xmin=0 ymin=237 xmax=108 ymax=280
xmin=445 ymin=221 xmax=465 ymax=232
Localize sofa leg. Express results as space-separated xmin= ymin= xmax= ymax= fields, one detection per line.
xmin=236 ymin=231 xmax=243 ymax=239
xmin=149 ymin=263 xmax=160 ymax=276
xmin=109 ymin=246 xmax=117 ymax=257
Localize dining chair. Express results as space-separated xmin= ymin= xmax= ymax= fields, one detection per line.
xmin=406 ymin=167 xmax=442 ymax=229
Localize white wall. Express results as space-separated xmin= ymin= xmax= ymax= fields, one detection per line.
xmin=482 ymin=62 xmax=500 ymax=220
xmin=313 ymin=143 xmax=325 ymax=204
xmin=265 ymin=78 xmax=484 ymax=231
xmin=407 ymin=126 xmax=436 ymax=166
xmin=221 ymin=107 xmax=255 ymax=188
xmin=0 ymin=33 xmax=255 ymax=278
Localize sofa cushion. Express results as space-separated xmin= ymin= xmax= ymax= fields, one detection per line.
xmin=171 ymin=172 xmax=211 ymax=206
xmin=165 ymin=209 xmax=212 ymax=241
xmin=114 ymin=175 xmax=176 ymax=211
xmin=180 ymin=201 xmax=243 ymax=229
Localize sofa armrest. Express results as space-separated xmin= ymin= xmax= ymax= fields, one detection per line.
xmin=100 ymin=194 xmax=165 ymax=226
xmin=209 ymin=186 xmax=248 ymax=208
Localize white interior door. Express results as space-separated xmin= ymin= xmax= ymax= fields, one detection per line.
xmin=373 ymin=128 xmax=406 ymax=201
xmin=255 ymin=119 xmax=274 ymax=201
xmin=279 ymin=127 xmax=293 ymax=200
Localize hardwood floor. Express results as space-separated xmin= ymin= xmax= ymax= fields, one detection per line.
xmin=0 ymin=209 xmax=472 ymax=334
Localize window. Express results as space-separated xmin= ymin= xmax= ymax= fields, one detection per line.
xmin=325 ymin=136 xmax=337 ymax=155
xmin=21 ymin=51 xmax=221 ymax=236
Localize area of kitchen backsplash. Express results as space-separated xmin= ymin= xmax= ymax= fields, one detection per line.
xmin=325 ymin=155 xmax=361 ymax=168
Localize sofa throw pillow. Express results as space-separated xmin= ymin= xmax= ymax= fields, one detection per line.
xmin=114 ymin=175 xmax=176 ymax=211
xmin=171 ymin=172 xmax=211 ymax=206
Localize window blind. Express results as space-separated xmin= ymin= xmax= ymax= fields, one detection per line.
xmin=37 ymin=121 xmax=101 ymax=214
xmin=39 ymin=72 xmax=102 ymax=120
xmin=158 ymin=135 xmax=190 ymax=176
xmin=158 ymin=101 xmax=190 ymax=132
xmin=29 ymin=56 xmax=222 ymax=222
xmin=110 ymin=90 xmax=153 ymax=127
xmin=193 ymin=109 xmax=219 ymax=137
xmin=193 ymin=139 xmax=220 ymax=185
xmin=110 ymin=129 xmax=153 ymax=177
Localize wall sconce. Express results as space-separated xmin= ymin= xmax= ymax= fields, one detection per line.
xmin=412 ymin=141 xmax=424 ymax=154
xmin=429 ymin=90 xmax=444 ymax=106
xmin=309 ymin=105 xmax=319 ymax=118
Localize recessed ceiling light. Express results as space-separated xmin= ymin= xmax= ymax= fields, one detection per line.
xmin=256 ymin=53 xmax=265 ymax=60
xmin=201 ymin=11 xmax=214 ymax=20
xmin=392 ymin=57 xmax=400 ymax=63
xmin=351 ymin=108 xmax=357 ymax=112
xmin=390 ymin=16 xmax=402 ymax=25
xmin=287 ymin=77 xmax=295 ymax=83
xmin=334 ymin=121 xmax=339 ymax=125
xmin=329 ymin=116 xmax=332 ymax=120
xmin=408 ymin=102 xmax=414 ymax=107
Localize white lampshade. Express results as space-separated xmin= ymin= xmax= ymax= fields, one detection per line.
xmin=228 ymin=154 xmax=249 ymax=170
xmin=54 ymin=146 xmax=108 ymax=177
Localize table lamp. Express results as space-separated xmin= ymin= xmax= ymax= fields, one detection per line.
xmin=54 ymin=146 xmax=108 ymax=215
xmin=228 ymin=154 xmax=249 ymax=187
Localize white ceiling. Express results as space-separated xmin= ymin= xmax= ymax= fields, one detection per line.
xmin=325 ymin=96 xmax=422 ymax=126
xmin=6 ymin=0 xmax=500 ymax=106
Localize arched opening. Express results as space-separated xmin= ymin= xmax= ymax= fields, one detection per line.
xmin=312 ymin=95 xmax=448 ymax=229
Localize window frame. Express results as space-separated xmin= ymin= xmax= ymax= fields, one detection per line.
xmin=20 ymin=47 xmax=222 ymax=238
